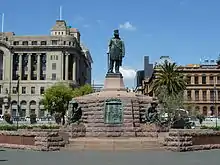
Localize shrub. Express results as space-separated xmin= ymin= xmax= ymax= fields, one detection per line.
xmin=201 ymin=125 xmax=220 ymax=131
xmin=30 ymin=113 xmax=37 ymax=124
xmin=0 ymin=124 xmax=60 ymax=131
xmin=3 ymin=113 xmax=13 ymax=124
xmin=0 ymin=125 xmax=17 ymax=131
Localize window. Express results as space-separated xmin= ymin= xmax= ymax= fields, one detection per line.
xmin=195 ymin=90 xmax=199 ymax=101
xmin=52 ymin=73 xmax=56 ymax=80
xmin=186 ymin=76 xmax=191 ymax=84
xmin=52 ymin=40 xmax=58 ymax=45
xmin=210 ymin=90 xmax=215 ymax=101
xmin=50 ymin=55 xmax=58 ymax=60
xmin=194 ymin=76 xmax=199 ymax=84
xmin=31 ymin=41 xmax=37 ymax=45
xmin=41 ymin=74 xmax=46 ymax=80
xmin=210 ymin=76 xmax=214 ymax=84
xmin=40 ymin=41 xmax=47 ymax=45
xmin=12 ymin=87 xmax=17 ymax=94
xmin=203 ymin=91 xmax=207 ymax=101
xmin=187 ymin=90 xmax=191 ymax=100
xmin=40 ymin=87 xmax=45 ymax=95
xmin=218 ymin=91 xmax=220 ymax=101
xmin=52 ymin=63 xmax=56 ymax=70
xmin=63 ymin=41 xmax=66 ymax=45
xmin=31 ymin=87 xmax=35 ymax=94
xmin=202 ymin=75 xmax=206 ymax=84
xmin=13 ymin=41 xmax=19 ymax=45
xmin=217 ymin=76 xmax=220 ymax=84
xmin=22 ymin=41 xmax=28 ymax=45
xmin=22 ymin=87 xmax=26 ymax=94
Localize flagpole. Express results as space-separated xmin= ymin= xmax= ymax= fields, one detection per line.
xmin=59 ymin=6 xmax=62 ymax=20
xmin=1 ymin=13 xmax=4 ymax=33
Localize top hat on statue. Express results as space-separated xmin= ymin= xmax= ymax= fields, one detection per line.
xmin=114 ymin=29 xmax=119 ymax=35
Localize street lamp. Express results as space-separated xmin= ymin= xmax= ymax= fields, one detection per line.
xmin=16 ymin=75 xmax=20 ymax=130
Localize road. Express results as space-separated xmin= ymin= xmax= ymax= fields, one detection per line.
xmin=0 ymin=149 xmax=220 ymax=165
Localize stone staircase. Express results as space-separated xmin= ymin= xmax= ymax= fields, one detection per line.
xmin=62 ymin=137 xmax=166 ymax=151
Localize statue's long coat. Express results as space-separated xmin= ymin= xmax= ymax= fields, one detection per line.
xmin=108 ymin=38 xmax=125 ymax=66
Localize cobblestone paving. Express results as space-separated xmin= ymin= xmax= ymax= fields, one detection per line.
xmin=0 ymin=148 xmax=220 ymax=165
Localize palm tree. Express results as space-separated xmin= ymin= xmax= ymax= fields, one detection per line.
xmin=152 ymin=60 xmax=186 ymax=96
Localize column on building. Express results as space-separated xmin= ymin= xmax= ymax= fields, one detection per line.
xmin=76 ymin=56 xmax=80 ymax=83
xmin=72 ymin=55 xmax=76 ymax=82
xmin=65 ymin=53 xmax=69 ymax=80
xmin=184 ymin=90 xmax=188 ymax=101
xmin=198 ymin=74 xmax=202 ymax=84
xmin=37 ymin=53 xmax=41 ymax=80
xmin=191 ymin=74 xmax=195 ymax=84
xmin=36 ymin=102 xmax=40 ymax=118
xmin=207 ymin=89 xmax=210 ymax=102
xmin=27 ymin=53 xmax=32 ymax=80
xmin=206 ymin=74 xmax=210 ymax=84
xmin=18 ymin=53 xmax=22 ymax=77
xmin=199 ymin=90 xmax=203 ymax=101
xmin=61 ymin=52 xmax=64 ymax=80
xmin=191 ymin=89 xmax=195 ymax=101
xmin=26 ymin=103 xmax=30 ymax=117
xmin=2 ymin=54 xmax=5 ymax=80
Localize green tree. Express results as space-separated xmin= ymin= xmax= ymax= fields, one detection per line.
xmin=42 ymin=83 xmax=73 ymax=125
xmin=152 ymin=60 xmax=186 ymax=96
xmin=157 ymin=86 xmax=185 ymax=119
xmin=72 ymin=84 xmax=93 ymax=97
xmin=152 ymin=60 xmax=186 ymax=121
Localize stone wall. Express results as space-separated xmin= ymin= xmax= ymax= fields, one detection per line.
xmin=75 ymin=95 xmax=158 ymax=137
xmin=164 ymin=129 xmax=220 ymax=152
xmin=60 ymin=123 xmax=86 ymax=138
xmin=0 ymin=130 xmax=66 ymax=151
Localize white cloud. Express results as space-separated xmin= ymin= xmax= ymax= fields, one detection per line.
xmin=119 ymin=67 xmax=136 ymax=79
xmin=119 ymin=21 xmax=136 ymax=31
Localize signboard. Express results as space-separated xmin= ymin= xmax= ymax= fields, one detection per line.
xmin=104 ymin=98 xmax=123 ymax=124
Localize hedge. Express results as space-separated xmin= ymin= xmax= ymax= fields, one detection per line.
xmin=0 ymin=124 xmax=60 ymax=131
xmin=201 ymin=125 xmax=220 ymax=131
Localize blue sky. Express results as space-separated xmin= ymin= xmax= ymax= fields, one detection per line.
xmin=1 ymin=0 xmax=220 ymax=87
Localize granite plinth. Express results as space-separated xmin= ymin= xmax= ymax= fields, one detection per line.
xmin=74 ymin=90 xmax=155 ymax=137
xmin=103 ymin=73 xmax=126 ymax=91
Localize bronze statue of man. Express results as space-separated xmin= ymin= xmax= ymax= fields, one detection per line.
xmin=107 ymin=29 xmax=125 ymax=73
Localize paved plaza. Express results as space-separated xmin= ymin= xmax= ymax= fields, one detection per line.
xmin=0 ymin=148 xmax=220 ymax=165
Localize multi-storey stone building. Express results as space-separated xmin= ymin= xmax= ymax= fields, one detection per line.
xmin=138 ymin=56 xmax=220 ymax=117
xmin=0 ymin=20 xmax=93 ymax=118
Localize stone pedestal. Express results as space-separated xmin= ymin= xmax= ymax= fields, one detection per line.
xmin=72 ymin=72 xmax=157 ymax=137
xmin=103 ymin=73 xmax=126 ymax=91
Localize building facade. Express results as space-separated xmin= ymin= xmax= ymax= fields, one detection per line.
xmin=140 ymin=56 xmax=220 ymax=116
xmin=135 ymin=56 xmax=153 ymax=94
xmin=0 ymin=20 xmax=93 ymax=118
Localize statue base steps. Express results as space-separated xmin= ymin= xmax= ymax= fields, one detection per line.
xmin=63 ymin=137 xmax=165 ymax=151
